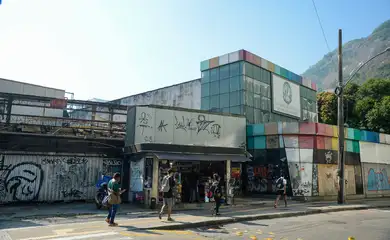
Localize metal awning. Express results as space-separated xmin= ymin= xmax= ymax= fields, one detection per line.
xmin=154 ymin=152 xmax=251 ymax=162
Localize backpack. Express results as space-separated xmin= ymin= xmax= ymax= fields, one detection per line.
xmin=161 ymin=176 xmax=171 ymax=193
xmin=276 ymin=177 xmax=285 ymax=189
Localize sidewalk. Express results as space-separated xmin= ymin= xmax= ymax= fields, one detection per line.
xmin=0 ymin=198 xmax=268 ymax=221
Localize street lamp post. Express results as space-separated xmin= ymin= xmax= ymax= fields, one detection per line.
xmin=334 ymin=29 xmax=390 ymax=204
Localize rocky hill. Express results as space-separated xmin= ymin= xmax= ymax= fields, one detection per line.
xmin=302 ymin=19 xmax=390 ymax=91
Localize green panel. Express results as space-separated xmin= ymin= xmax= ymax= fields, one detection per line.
xmin=210 ymin=95 xmax=219 ymax=109
xmin=229 ymin=62 xmax=241 ymax=77
xmin=353 ymin=129 xmax=361 ymax=140
xmin=243 ymin=62 xmax=254 ymax=78
xmin=346 ymin=140 xmax=354 ymax=152
xmin=229 ymin=91 xmax=242 ymax=106
xmin=200 ymin=60 xmax=210 ymax=71
xmin=352 ymin=140 xmax=360 ymax=153
xmin=347 ymin=128 xmax=354 ymax=140
xmin=201 ymin=70 xmax=210 ymax=84
xmin=230 ymin=105 xmax=243 ymax=115
xmin=253 ymin=65 xmax=261 ymax=80
xmin=210 ymin=68 xmax=219 ymax=82
xmin=274 ymin=65 xmax=281 ymax=75
xmin=210 ymin=81 xmax=219 ymax=95
xmin=219 ymin=93 xmax=230 ymax=108
xmin=201 ymin=83 xmax=210 ymax=97
xmin=219 ymin=78 xmax=230 ymax=94
xmin=300 ymin=86 xmax=307 ymax=98
xmin=201 ymin=97 xmax=210 ymax=110
xmin=259 ymin=68 xmax=271 ymax=85
xmin=230 ymin=75 xmax=243 ymax=92
xmin=280 ymin=67 xmax=288 ymax=79
xmin=219 ymin=64 xmax=230 ymax=80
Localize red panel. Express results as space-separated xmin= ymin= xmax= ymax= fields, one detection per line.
xmin=299 ymin=122 xmax=316 ymax=134
xmin=316 ymin=123 xmax=327 ymax=136
xmin=316 ymin=136 xmax=325 ymax=149
xmin=245 ymin=51 xmax=255 ymax=64
xmin=324 ymin=137 xmax=332 ymax=149
xmin=264 ymin=123 xmax=278 ymax=135
xmin=299 ymin=136 xmax=314 ymax=149
xmin=209 ymin=57 xmax=219 ymax=68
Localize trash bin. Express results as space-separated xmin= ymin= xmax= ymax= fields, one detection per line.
xmin=150 ymin=197 xmax=156 ymax=209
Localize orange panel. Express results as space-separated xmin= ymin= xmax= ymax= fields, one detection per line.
xmin=209 ymin=57 xmax=219 ymax=68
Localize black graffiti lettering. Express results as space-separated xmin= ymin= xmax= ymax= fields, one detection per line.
xmin=210 ymin=123 xmax=221 ymax=138
xmin=144 ymin=136 xmax=153 ymax=142
xmin=4 ymin=162 xmax=44 ymax=201
xmin=157 ymin=120 xmax=168 ymax=132
xmin=42 ymin=157 xmax=88 ymax=165
xmin=61 ymin=188 xmax=84 ymax=198
xmin=174 ymin=116 xmax=197 ymax=132
xmin=196 ymin=115 xmax=214 ymax=134
xmin=137 ymin=112 xmax=153 ymax=135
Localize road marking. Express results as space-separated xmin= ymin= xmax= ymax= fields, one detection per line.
xmin=45 ymin=232 xmax=118 ymax=240
xmin=19 ymin=230 xmax=108 ymax=240
xmin=53 ymin=229 xmax=74 ymax=235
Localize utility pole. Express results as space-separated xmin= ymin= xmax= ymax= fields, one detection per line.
xmin=337 ymin=29 xmax=345 ymax=204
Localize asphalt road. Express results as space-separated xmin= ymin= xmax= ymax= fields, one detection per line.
xmin=190 ymin=208 xmax=390 ymax=240
xmin=1 ymin=208 xmax=389 ymax=239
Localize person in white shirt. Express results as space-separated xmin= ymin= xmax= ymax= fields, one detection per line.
xmin=274 ymin=175 xmax=287 ymax=208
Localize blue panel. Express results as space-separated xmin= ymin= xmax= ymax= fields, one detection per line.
xmin=252 ymin=124 xmax=265 ymax=136
xmin=287 ymin=71 xmax=293 ymax=81
xmin=253 ymin=136 xmax=266 ymax=149
xmin=346 ymin=140 xmax=354 ymax=152
xmin=366 ymin=131 xmax=380 ymax=143
xmin=247 ymin=137 xmax=255 ymax=149
xmin=246 ymin=125 xmax=254 ymax=136
xmin=360 ymin=130 xmax=368 ymax=141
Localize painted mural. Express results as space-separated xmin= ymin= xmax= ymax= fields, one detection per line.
xmin=317 ymin=164 xmax=356 ymax=196
xmin=285 ymin=149 xmax=313 ymax=197
xmin=0 ymin=153 xmax=121 ymax=203
xmin=129 ymin=106 xmax=246 ymax=148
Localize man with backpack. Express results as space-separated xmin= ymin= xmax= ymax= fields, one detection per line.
xmin=274 ymin=175 xmax=287 ymax=208
xmin=210 ymin=174 xmax=222 ymax=216
xmin=159 ymin=169 xmax=175 ymax=221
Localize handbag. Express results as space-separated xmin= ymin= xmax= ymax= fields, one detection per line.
xmin=108 ymin=192 xmax=122 ymax=205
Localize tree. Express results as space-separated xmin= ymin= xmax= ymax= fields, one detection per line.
xmin=317 ymin=78 xmax=390 ymax=133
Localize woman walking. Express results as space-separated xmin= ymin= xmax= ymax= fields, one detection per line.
xmin=210 ymin=174 xmax=222 ymax=216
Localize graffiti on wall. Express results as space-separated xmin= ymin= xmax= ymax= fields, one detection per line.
xmin=289 ymin=162 xmax=312 ymax=197
xmin=367 ymin=168 xmax=390 ymax=191
xmin=133 ymin=107 xmax=245 ymax=148
xmin=0 ymin=155 xmax=44 ymax=202
xmin=312 ymin=164 xmax=319 ymax=196
xmin=247 ymin=164 xmax=282 ymax=193
xmin=103 ymin=159 xmax=122 ymax=177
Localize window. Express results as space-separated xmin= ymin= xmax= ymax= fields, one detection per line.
xmin=219 ymin=93 xmax=230 ymax=108
xmin=201 ymin=83 xmax=210 ymax=97
xmin=210 ymin=68 xmax=219 ymax=82
xmin=253 ymin=66 xmax=261 ymax=81
xmin=243 ymin=62 xmax=254 ymax=78
xmin=221 ymin=107 xmax=230 ymax=113
xmin=230 ymin=91 xmax=242 ymax=106
xmin=210 ymin=81 xmax=219 ymax=96
xmin=230 ymin=106 xmax=243 ymax=115
xmin=245 ymin=106 xmax=254 ymax=124
xmin=244 ymin=76 xmax=254 ymax=93
xmin=210 ymin=95 xmax=220 ymax=109
xmin=201 ymin=70 xmax=210 ymax=84
xmin=260 ymin=68 xmax=271 ymax=85
xmin=254 ymin=94 xmax=261 ymax=109
xmin=261 ymin=97 xmax=271 ymax=111
xmin=244 ymin=91 xmax=254 ymax=107
xmin=260 ymin=83 xmax=271 ymax=98
xmin=254 ymin=108 xmax=262 ymax=123
xmin=253 ymin=80 xmax=262 ymax=95
xmin=229 ymin=62 xmax=240 ymax=77
xmin=219 ymin=78 xmax=230 ymax=94
xmin=201 ymin=97 xmax=210 ymax=110
xmin=230 ymin=76 xmax=243 ymax=92
xmin=219 ymin=65 xmax=230 ymax=79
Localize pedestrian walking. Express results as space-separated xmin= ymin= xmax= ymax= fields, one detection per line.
xmin=106 ymin=172 xmax=126 ymax=226
xmin=274 ymin=175 xmax=287 ymax=208
xmin=159 ymin=168 xmax=175 ymax=221
xmin=210 ymin=174 xmax=222 ymax=216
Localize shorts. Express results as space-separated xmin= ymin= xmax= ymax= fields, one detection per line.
xmin=276 ymin=190 xmax=286 ymax=195
xmin=163 ymin=198 xmax=173 ymax=208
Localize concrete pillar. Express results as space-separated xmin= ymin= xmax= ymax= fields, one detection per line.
xmin=226 ymin=160 xmax=231 ymax=204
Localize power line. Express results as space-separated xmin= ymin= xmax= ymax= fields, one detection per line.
xmin=311 ymin=0 xmax=331 ymax=52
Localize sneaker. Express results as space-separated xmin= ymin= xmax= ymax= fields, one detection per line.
xmin=109 ymin=222 xmax=118 ymax=227
xmin=167 ymin=217 xmax=174 ymax=221
xmin=105 ymin=218 xmax=110 ymax=223
xmin=158 ymin=213 xmax=162 ymax=220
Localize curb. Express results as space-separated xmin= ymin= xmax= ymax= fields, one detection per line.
xmin=144 ymin=205 xmax=390 ymax=230
xmin=3 ymin=202 xmax=266 ymax=221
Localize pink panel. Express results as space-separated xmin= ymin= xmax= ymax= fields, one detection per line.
xmin=311 ymin=82 xmax=317 ymax=90
xmin=264 ymin=123 xmax=278 ymax=135
xmin=209 ymin=57 xmax=219 ymax=68
xmin=299 ymin=122 xmax=316 ymax=134
xmin=316 ymin=136 xmax=325 ymax=149
xmin=325 ymin=125 xmax=334 ymax=137
xmin=316 ymin=123 xmax=327 ymax=136
xmin=239 ymin=50 xmax=245 ymax=60
xmin=299 ymin=136 xmax=314 ymax=149
xmin=324 ymin=137 xmax=332 ymax=149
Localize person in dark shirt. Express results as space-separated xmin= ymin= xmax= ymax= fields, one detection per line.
xmin=159 ymin=169 xmax=175 ymax=221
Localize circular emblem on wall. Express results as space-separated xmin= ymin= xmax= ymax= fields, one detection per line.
xmin=283 ymin=82 xmax=292 ymax=104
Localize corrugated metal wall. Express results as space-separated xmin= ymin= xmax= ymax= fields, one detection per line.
xmin=0 ymin=152 xmax=122 ymax=204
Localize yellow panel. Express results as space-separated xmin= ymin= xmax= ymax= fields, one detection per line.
xmin=267 ymin=62 xmax=275 ymax=72
xmin=331 ymin=137 xmax=338 ymax=150
xmin=332 ymin=126 xmax=338 ymax=137
xmin=318 ymin=164 xmax=338 ymax=196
